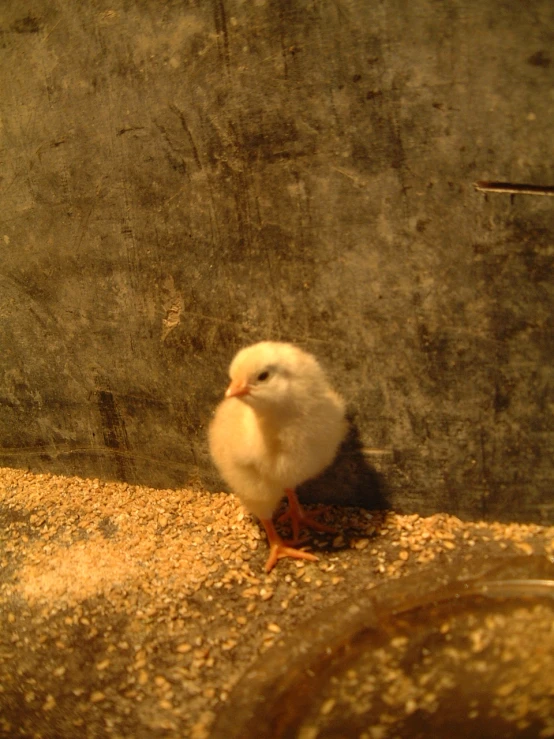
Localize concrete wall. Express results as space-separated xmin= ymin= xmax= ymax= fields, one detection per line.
xmin=1 ymin=0 xmax=552 ymax=522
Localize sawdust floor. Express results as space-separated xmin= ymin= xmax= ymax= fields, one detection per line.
xmin=0 ymin=467 xmax=553 ymax=739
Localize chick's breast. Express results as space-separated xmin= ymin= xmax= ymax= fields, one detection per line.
xmin=208 ymin=397 xmax=286 ymax=520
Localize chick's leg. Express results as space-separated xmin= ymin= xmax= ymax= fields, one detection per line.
xmin=261 ymin=518 xmax=318 ymax=573
xmin=280 ymin=488 xmax=336 ymax=543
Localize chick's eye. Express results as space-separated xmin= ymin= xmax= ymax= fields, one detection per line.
xmin=257 ymin=370 xmax=270 ymax=382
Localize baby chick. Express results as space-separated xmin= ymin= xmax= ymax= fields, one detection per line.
xmin=209 ymin=341 xmax=347 ymax=572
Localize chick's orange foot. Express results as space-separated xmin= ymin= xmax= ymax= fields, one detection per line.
xmin=278 ymin=488 xmax=336 ymax=543
xmin=261 ymin=518 xmax=318 ymax=573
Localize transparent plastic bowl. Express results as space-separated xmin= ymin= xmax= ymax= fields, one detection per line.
xmin=213 ymin=555 xmax=554 ymax=739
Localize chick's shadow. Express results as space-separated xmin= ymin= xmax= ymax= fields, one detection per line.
xmin=297 ymin=416 xmax=390 ymax=514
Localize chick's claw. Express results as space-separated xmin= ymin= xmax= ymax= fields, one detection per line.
xmin=264 ymin=542 xmax=318 ymax=573
xmin=279 ymin=488 xmax=337 ymax=543
xmin=261 ymin=517 xmax=318 ymax=573
xmin=277 ymin=508 xmax=336 ymax=544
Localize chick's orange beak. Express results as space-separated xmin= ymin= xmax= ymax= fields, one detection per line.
xmin=225 ymin=380 xmax=250 ymax=398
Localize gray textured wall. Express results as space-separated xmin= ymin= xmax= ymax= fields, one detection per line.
xmin=1 ymin=0 xmax=552 ymax=522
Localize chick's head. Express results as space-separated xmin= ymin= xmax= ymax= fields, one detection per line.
xmin=224 ymin=341 xmax=323 ymax=415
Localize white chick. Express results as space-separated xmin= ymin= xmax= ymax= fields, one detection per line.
xmin=209 ymin=341 xmax=347 ymax=572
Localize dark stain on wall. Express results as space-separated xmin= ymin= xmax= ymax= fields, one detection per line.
xmin=94 ymin=380 xmax=135 ymax=484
